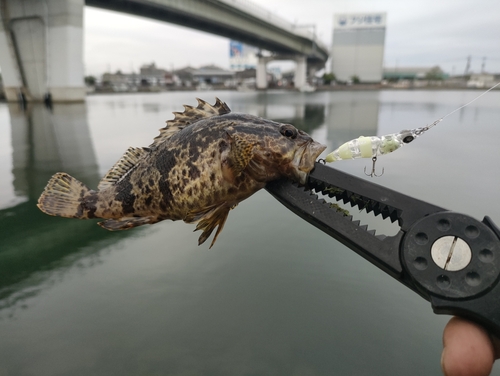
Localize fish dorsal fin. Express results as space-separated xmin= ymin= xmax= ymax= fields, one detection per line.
xmin=151 ymin=97 xmax=231 ymax=148
xmin=221 ymin=131 xmax=254 ymax=183
xmin=98 ymin=147 xmax=148 ymax=190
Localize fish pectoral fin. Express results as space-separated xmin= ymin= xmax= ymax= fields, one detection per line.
xmin=98 ymin=147 xmax=148 ymax=190
xmin=98 ymin=216 xmax=155 ymax=231
xmin=188 ymin=204 xmax=230 ymax=248
xmin=246 ymin=159 xmax=268 ymax=181
xmin=223 ymin=131 xmax=254 ymax=179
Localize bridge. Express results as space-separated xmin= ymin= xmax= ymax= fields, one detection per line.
xmin=0 ymin=0 xmax=329 ymax=102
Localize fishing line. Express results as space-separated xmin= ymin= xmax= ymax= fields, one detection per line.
xmin=323 ymin=82 xmax=500 ymax=176
xmin=441 ymin=81 xmax=500 ymax=119
xmin=413 ymin=81 xmax=500 ymax=136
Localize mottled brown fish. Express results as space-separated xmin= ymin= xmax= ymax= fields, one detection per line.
xmin=37 ymin=98 xmax=326 ymax=247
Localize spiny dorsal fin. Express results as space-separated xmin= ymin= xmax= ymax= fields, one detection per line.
xmin=98 ymin=147 xmax=147 ymax=190
xmin=150 ymin=97 xmax=231 ymax=148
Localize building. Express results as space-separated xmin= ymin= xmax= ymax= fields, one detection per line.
xmin=140 ymin=63 xmax=168 ymax=85
xmin=192 ymin=65 xmax=235 ymax=85
xmin=467 ymin=74 xmax=497 ymax=88
xmin=101 ymin=70 xmax=136 ymax=91
xmin=173 ymin=66 xmax=196 ymax=86
xmin=383 ymin=66 xmax=446 ymax=81
xmin=331 ymin=13 xmax=386 ymax=83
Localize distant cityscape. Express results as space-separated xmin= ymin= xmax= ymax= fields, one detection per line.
xmin=1 ymin=53 xmax=498 ymax=100
xmin=87 ymin=62 xmax=271 ymax=93
xmin=85 ymin=60 xmax=500 ymax=94
xmin=2 ymin=33 xmax=499 ymax=102
xmin=84 ymin=35 xmax=500 ymax=94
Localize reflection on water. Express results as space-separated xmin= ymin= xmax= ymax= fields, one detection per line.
xmin=0 ymin=103 xmax=131 ymax=312
xmin=325 ymin=91 xmax=379 ymax=149
xmin=1 ymin=90 xmax=499 ymax=376
xmin=9 ymin=103 xmax=99 ymax=197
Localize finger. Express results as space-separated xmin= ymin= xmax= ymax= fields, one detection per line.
xmin=491 ymin=333 xmax=500 ymax=360
xmin=442 ymin=316 xmax=495 ymax=376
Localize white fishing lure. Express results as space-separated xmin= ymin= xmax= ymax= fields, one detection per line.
xmin=325 ymin=131 xmax=415 ymax=163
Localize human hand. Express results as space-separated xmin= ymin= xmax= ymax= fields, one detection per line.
xmin=442 ymin=317 xmax=500 ymax=376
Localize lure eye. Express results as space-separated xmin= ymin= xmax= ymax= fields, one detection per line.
xmin=280 ymin=125 xmax=298 ymax=139
xmin=403 ymin=135 xmax=414 ymax=143
xmin=400 ymin=130 xmax=415 ymax=144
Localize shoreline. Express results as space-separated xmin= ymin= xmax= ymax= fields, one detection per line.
xmin=87 ymin=84 xmax=499 ymax=95
xmin=1 ymin=84 xmax=498 ymax=103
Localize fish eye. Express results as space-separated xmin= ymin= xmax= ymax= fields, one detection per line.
xmin=280 ymin=125 xmax=298 ymax=139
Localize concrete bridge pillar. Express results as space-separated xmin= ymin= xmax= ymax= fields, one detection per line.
xmin=256 ymin=56 xmax=271 ymax=89
xmin=294 ymin=55 xmax=307 ymax=90
xmin=0 ymin=0 xmax=85 ymax=102
xmin=257 ymin=55 xmax=309 ymax=90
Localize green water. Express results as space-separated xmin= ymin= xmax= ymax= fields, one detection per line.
xmin=0 ymin=90 xmax=499 ymax=375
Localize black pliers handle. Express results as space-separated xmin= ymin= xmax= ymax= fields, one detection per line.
xmin=265 ymin=162 xmax=500 ymax=336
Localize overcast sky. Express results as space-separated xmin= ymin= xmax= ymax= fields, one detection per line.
xmin=84 ymin=0 xmax=500 ymax=77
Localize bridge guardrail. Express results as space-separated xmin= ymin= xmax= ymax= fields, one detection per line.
xmin=218 ymin=0 xmax=329 ymax=53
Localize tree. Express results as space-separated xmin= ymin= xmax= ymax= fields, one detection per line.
xmin=85 ymin=76 xmax=96 ymax=86
xmin=425 ymin=66 xmax=444 ymax=81
xmin=351 ymin=75 xmax=360 ymax=84
xmin=322 ymin=73 xmax=336 ymax=85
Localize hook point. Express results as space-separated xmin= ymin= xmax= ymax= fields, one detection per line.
xmin=364 ymin=157 xmax=384 ymax=177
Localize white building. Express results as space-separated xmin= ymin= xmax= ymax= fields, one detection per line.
xmin=467 ymin=74 xmax=496 ymax=88
xmin=331 ymin=13 xmax=387 ymax=83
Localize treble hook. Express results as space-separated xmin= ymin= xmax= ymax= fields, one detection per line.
xmin=364 ymin=156 xmax=384 ymax=177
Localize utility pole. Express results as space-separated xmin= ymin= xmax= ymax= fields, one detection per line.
xmin=464 ymin=55 xmax=471 ymax=76
xmin=481 ymin=57 xmax=486 ymax=73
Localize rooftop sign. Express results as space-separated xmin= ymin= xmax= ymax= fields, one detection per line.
xmin=334 ymin=13 xmax=387 ymax=29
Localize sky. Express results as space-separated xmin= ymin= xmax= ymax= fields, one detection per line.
xmin=84 ymin=0 xmax=500 ymax=77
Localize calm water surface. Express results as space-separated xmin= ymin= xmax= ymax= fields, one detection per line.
xmin=0 ymin=90 xmax=499 ymax=375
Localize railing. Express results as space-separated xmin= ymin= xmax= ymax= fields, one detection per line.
xmin=217 ymin=0 xmax=329 ymax=52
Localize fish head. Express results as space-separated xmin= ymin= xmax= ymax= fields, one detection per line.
xmin=264 ymin=123 xmax=326 ymax=184
xmin=228 ymin=117 xmax=326 ymax=185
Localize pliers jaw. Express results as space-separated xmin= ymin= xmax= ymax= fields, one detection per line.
xmin=265 ymin=162 xmax=500 ymax=336
xmin=266 ymin=162 xmax=443 ymax=282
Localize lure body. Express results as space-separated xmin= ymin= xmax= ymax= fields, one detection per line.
xmin=325 ymin=131 xmax=414 ymax=163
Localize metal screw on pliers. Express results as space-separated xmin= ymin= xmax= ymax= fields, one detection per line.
xmin=431 ymin=236 xmax=472 ymax=271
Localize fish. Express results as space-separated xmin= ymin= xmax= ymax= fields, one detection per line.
xmin=37 ymin=98 xmax=326 ymax=247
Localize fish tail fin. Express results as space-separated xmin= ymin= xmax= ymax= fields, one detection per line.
xmin=37 ymin=172 xmax=91 ymax=219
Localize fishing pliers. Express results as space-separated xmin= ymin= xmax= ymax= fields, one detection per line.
xmin=265 ymin=162 xmax=500 ymax=336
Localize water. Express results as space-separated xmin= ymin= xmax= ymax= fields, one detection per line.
xmin=0 ymin=90 xmax=499 ymax=375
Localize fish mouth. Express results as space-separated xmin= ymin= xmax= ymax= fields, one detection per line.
xmin=292 ymin=140 xmax=326 ymax=184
